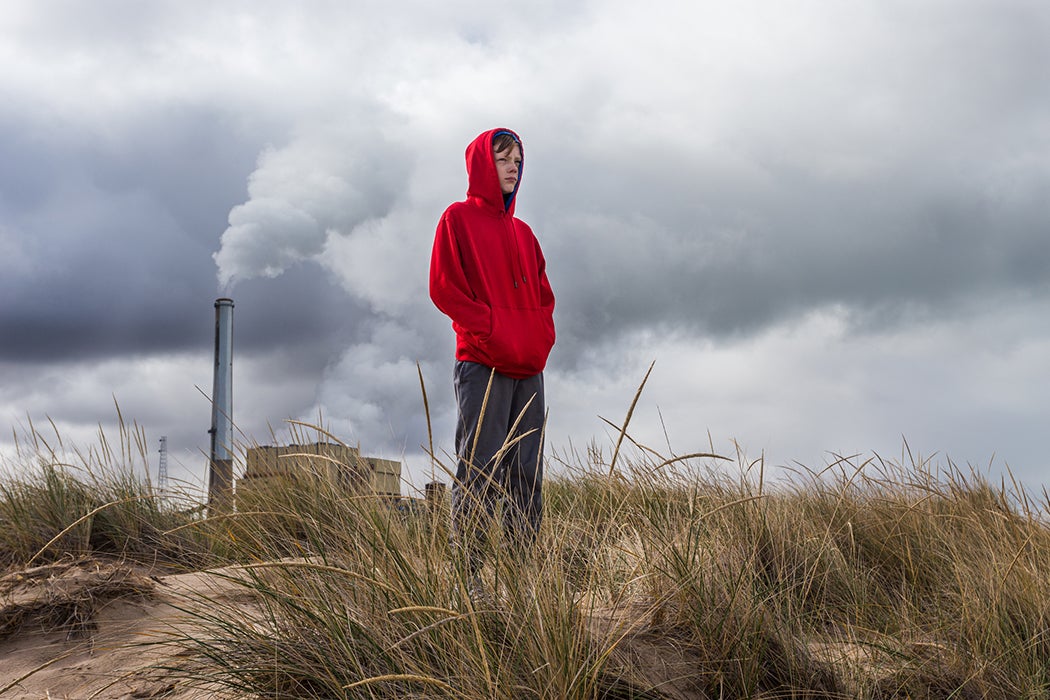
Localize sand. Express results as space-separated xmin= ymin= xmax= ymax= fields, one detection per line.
xmin=0 ymin=558 xmax=244 ymax=700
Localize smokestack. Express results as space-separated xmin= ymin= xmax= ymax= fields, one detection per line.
xmin=208 ymin=297 xmax=234 ymax=513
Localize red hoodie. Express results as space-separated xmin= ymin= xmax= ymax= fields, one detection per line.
xmin=430 ymin=128 xmax=556 ymax=379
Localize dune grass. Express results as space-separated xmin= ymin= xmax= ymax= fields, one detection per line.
xmin=3 ymin=415 xmax=1050 ymax=698
xmin=0 ymin=416 xmax=215 ymax=572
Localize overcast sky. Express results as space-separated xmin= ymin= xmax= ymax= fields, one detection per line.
xmin=2 ymin=1 xmax=1048 ymax=496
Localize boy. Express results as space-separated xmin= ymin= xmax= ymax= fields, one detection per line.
xmin=429 ymin=128 xmax=556 ymax=593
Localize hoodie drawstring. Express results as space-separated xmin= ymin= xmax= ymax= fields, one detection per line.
xmin=503 ymin=212 xmax=525 ymax=289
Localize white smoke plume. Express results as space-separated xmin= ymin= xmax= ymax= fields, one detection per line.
xmin=214 ymin=119 xmax=410 ymax=292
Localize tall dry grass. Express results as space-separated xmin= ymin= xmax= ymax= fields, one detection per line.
xmin=3 ymin=412 xmax=1050 ymax=697
xmin=0 ymin=415 xmax=213 ymax=571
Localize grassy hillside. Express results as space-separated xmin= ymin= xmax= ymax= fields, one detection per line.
xmin=2 ymin=418 xmax=1049 ymax=698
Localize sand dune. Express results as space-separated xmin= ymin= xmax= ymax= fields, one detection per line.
xmin=0 ymin=558 xmax=247 ymax=700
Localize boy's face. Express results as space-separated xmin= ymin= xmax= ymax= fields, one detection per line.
xmin=494 ymin=144 xmax=522 ymax=195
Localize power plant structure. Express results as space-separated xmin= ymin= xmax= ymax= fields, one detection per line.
xmin=207 ymin=298 xmax=235 ymax=513
xmin=238 ymin=442 xmax=402 ymax=500
xmin=205 ymin=297 xmax=406 ymax=512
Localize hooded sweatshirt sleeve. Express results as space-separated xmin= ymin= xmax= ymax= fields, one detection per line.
xmin=429 ymin=211 xmax=490 ymax=339
xmin=536 ymin=240 xmax=555 ymax=318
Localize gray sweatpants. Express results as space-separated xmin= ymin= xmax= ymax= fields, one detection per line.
xmin=451 ymin=360 xmax=545 ymax=572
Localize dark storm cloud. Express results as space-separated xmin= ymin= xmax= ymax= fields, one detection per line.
xmin=229 ymin=268 xmax=369 ymax=359
xmin=0 ymin=106 xmax=267 ymax=362
xmin=530 ymin=52 xmax=1050 ymax=366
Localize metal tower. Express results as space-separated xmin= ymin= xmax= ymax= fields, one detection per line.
xmin=158 ymin=436 xmax=168 ymax=491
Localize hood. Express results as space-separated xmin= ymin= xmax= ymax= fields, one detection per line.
xmin=465 ymin=127 xmax=522 ymax=215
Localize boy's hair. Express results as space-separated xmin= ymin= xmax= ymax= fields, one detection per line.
xmin=492 ymin=131 xmax=520 ymax=154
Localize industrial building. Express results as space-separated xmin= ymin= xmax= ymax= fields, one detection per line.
xmin=237 ymin=442 xmax=402 ymax=500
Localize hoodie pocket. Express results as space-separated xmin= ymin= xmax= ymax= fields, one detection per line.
xmin=480 ymin=305 xmax=554 ymax=375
